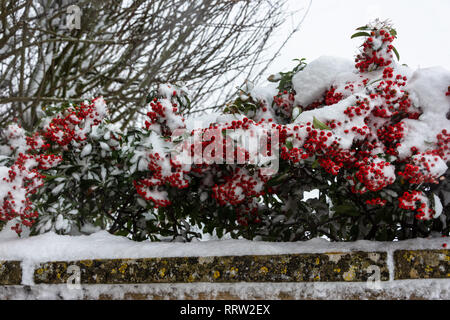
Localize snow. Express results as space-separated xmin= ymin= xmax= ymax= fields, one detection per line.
xmin=250 ymin=83 xmax=278 ymax=107
xmin=185 ymin=113 xmax=244 ymax=131
xmin=99 ymin=141 xmax=110 ymax=152
xmin=293 ymin=95 xmax=361 ymax=149
xmin=433 ymin=194 xmax=443 ymax=219
xmin=80 ymin=144 xmax=92 ymax=157
xmin=0 ymin=230 xmax=447 ymax=263
xmin=160 ymin=98 xmax=185 ymax=132
xmin=412 ymin=153 xmax=448 ymax=178
xmin=51 ymin=183 xmax=65 ymax=195
xmin=158 ymin=83 xmax=177 ymax=99
xmin=292 ymin=56 xmax=355 ymax=107
xmin=3 ymin=124 xmax=27 ymax=154
xmin=0 ymin=166 xmax=12 ymax=200
xmin=399 ymin=66 xmax=450 ymax=159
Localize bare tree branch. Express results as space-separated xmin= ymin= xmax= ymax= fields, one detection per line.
xmin=0 ymin=0 xmax=307 ymax=130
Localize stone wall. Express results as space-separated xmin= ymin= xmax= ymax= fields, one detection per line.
xmin=0 ymin=248 xmax=449 ymax=299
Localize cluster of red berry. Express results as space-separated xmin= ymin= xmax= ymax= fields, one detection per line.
xmin=0 ymin=98 xmax=106 ymax=233
xmin=399 ymin=191 xmax=434 ymax=220
xmin=325 ymin=87 xmax=344 ymax=106
xmin=273 ymin=90 xmax=295 ymax=118
xmin=398 ymin=153 xmax=446 ymax=184
xmin=366 ymin=197 xmax=387 ymax=206
xmin=354 ymin=158 xmax=395 ymax=193
xmin=42 ymin=98 xmax=106 ymax=146
xmin=355 ymin=28 xmax=395 ymax=73
xmin=0 ymin=153 xmax=44 ymax=234
xmin=134 ymin=152 xmax=190 ymax=208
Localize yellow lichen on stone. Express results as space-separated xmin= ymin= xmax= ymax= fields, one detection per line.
xmin=229 ymin=267 xmax=238 ymax=277
xmin=343 ymin=266 xmax=356 ymax=281
xmin=80 ymin=260 xmax=93 ymax=267
xmin=280 ymin=257 xmax=290 ymax=264
xmin=119 ymin=263 xmax=128 ymax=274
xmin=404 ymin=252 xmax=414 ymax=263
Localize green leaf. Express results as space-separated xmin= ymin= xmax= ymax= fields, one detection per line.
xmin=368 ymin=78 xmax=383 ymax=86
xmin=333 ymin=204 xmax=359 ymax=217
xmin=285 ymin=140 xmax=293 ymax=150
xmin=391 ymin=46 xmax=400 ymax=61
xmin=390 ymin=28 xmax=397 ymax=37
xmin=43 ymin=174 xmax=63 ymax=181
xmin=115 ymin=229 xmax=129 ymax=237
xmin=356 ymin=25 xmax=369 ymax=31
xmin=267 ymin=173 xmax=289 ymax=187
xmin=313 ymin=117 xmax=331 ymax=130
xmin=311 ymin=159 xmax=319 ymax=169
xmin=351 ymin=31 xmax=371 ymax=39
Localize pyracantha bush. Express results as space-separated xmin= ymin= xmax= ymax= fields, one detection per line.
xmin=0 ymin=19 xmax=449 ymax=242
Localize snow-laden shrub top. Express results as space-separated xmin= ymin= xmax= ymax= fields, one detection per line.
xmin=0 ymin=19 xmax=449 ymax=241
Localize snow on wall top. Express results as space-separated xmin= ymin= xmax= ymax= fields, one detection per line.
xmin=0 ymin=229 xmax=447 ymax=263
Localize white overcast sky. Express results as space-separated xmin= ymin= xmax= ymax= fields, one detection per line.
xmin=266 ymin=0 xmax=450 ymax=76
